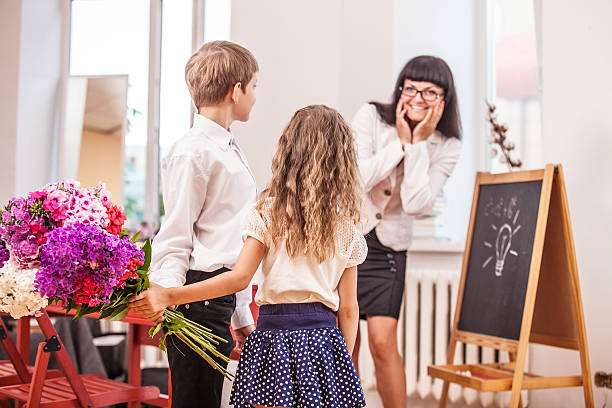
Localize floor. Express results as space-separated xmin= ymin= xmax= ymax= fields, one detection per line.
xmin=220 ymin=361 xmax=469 ymax=408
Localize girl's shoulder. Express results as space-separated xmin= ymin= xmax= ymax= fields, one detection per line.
xmin=241 ymin=201 xmax=272 ymax=245
xmin=336 ymin=219 xmax=367 ymax=263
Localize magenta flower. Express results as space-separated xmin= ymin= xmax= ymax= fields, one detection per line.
xmin=0 ymin=240 xmax=9 ymax=268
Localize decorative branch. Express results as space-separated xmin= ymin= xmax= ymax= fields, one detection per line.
xmin=486 ymin=101 xmax=522 ymax=170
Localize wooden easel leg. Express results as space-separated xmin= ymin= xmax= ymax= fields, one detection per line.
xmin=556 ymin=166 xmax=594 ymax=408
xmin=440 ymin=380 xmax=449 ymax=408
xmin=571 ymin=263 xmax=594 ymax=407
xmin=509 ymin=344 xmax=529 ymax=408
xmin=508 ymin=352 xmax=524 ymax=407
xmin=439 ymin=338 xmax=458 ymax=408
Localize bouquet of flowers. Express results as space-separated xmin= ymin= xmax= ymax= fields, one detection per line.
xmin=0 ymin=180 xmax=232 ymax=378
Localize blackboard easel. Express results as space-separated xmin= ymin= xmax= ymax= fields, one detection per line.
xmin=428 ymin=164 xmax=593 ymax=407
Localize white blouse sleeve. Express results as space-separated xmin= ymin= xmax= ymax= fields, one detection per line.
xmin=352 ymin=104 xmax=405 ymax=192
xmin=240 ymin=205 xmax=267 ymax=246
xmin=346 ymin=225 xmax=368 ymax=268
xmin=399 ymin=136 xmax=462 ymax=215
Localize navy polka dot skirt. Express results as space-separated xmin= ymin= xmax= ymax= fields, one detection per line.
xmin=229 ymin=302 xmax=366 ymax=408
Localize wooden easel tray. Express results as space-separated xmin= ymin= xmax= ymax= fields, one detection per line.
xmin=429 ymin=362 xmax=583 ymax=392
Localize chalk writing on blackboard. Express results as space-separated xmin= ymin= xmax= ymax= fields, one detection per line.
xmin=482 ymin=198 xmax=522 ymax=277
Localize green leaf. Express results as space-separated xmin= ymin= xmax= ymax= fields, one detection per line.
xmin=163 ymin=318 xmax=187 ymax=332
xmin=141 ymin=239 xmax=152 ymax=271
xmin=158 ymin=333 xmax=168 ymax=352
xmin=149 ymin=324 xmax=162 ymax=338
xmin=130 ymin=231 xmax=141 ymax=243
xmin=98 ymin=307 xmax=115 ymax=320
xmin=74 ymin=304 xmax=97 ymax=320
xmin=107 ymin=306 xmax=129 ymax=321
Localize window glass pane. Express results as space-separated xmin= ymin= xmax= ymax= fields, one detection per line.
xmin=488 ymin=0 xmax=541 ymax=172
xmin=70 ymin=0 xmax=150 ymax=225
xmin=159 ymin=1 xmax=193 ymax=155
xmin=158 ymin=1 xmax=193 ymax=224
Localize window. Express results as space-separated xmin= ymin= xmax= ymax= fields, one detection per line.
xmin=68 ymin=0 xmax=231 ymax=233
xmin=486 ymin=0 xmax=541 ymax=172
xmin=70 ymin=0 xmax=151 ymax=224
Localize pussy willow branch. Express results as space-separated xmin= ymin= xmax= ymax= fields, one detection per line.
xmin=486 ymin=101 xmax=522 ymax=169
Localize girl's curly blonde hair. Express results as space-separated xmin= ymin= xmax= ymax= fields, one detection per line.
xmin=256 ymin=105 xmax=362 ymax=262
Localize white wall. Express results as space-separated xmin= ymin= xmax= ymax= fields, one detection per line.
xmin=531 ymin=0 xmax=612 ymax=406
xmin=230 ymin=0 xmax=394 ymax=192
xmin=0 ymin=0 xmax=62 ymax=203
xmin=0 ymin=1 xmax=22 ymax=204
xmin=14 ymin=0 xmax=63 ymax=196
xmin=230 ymin=0 xmax=479 ymax=243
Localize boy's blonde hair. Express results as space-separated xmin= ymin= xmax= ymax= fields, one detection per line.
xmin=185 ymin=40 xmax=258 ymax=107
xmin=257 ymin=105 xmax=362 ymax=263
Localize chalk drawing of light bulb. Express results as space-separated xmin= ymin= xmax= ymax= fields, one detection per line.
xmin=494 ymin=224 xmax=512 ymax=277
xmin=483 ymin=208 xmax=521 ymax=277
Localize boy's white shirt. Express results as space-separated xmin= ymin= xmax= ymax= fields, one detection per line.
xmin=149 ymin=113 xmax=256 ymax=329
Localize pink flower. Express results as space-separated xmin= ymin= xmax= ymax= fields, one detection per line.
xmin=29 ymin=191 xmax=46 ymax=200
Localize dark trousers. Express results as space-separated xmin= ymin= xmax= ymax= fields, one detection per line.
xmin=166 ymin=268 xmax=236 ymax=408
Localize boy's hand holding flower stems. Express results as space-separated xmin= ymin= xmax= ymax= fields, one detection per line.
xmin=128 ymin=282 xmax=174 ymax=324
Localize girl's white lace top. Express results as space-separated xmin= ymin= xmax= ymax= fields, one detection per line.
xmin=241 ymin=202 xmax=368 ymax=311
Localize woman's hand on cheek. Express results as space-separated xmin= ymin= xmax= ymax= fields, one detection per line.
xmin=395 ymin=97 xmax=412 ymax=145
xmin=413 ymin=101 xmax=444 ymax=143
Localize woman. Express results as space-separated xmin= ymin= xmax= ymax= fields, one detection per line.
xmin=351 ymin=55 xmax=462 ymax=407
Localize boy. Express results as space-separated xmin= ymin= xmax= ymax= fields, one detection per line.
xmin=147 ymin=41 xmax=258 ymax=408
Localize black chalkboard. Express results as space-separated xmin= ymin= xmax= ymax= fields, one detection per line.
xmin=458 ymin=180 xmax=543 ymax=340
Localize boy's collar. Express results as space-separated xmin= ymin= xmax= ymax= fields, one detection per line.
xmin=193 ymin=113 xmax=232 ymax=151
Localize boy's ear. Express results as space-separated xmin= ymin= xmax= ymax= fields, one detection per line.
xmin=231 ymin=82 xmax=243 ymax=104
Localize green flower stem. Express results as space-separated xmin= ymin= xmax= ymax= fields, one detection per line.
xmin=151 ymin=309 xmax=234 ymax=380
xmin=164 ymin=309 xmax=213 ymax=333
xmin=175 ymin=332 xmax=233 ymax=380
xmin=183 ymin=327 xmax=228 ymax=361
xmin=164 ymin=310 xmax=227 ymax=343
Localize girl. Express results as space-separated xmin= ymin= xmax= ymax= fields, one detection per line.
xmin=130 ymin=105 xmax=368 ymax=408
xmin=351 ymin=55 xmax=462 ymax=407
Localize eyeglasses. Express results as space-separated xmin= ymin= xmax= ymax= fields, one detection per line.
xmin=399 ymin=85 xmax=444 ymax=102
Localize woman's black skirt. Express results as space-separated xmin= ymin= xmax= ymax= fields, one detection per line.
xmin=357 ymin=229 xmax=407 ymax=320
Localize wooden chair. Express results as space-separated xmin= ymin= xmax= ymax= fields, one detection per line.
xmin=0 ymin=318 xmax=63 ymax=407
xmin=0 ymin=311 xmax=159 ymax=407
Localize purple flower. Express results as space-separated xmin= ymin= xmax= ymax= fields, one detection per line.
xmin=36 ymin=223 xmax=143 ymax=304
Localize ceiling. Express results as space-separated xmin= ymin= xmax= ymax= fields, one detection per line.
xmin=83 ymin=75 xmax=128 ymax=135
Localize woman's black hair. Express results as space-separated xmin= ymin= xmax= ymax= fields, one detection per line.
xmin=371 ymin=55 xmax=462 ymax=140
